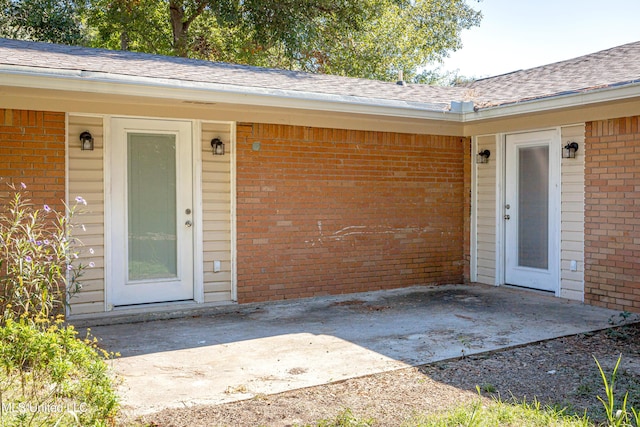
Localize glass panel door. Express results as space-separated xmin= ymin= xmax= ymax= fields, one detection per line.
xmin=504 ymin=130 xmax=559 ymax=293
xmin=517 ymin=145 xmax=549 ymax=269
xmin=110 ymin=118 xmax=194 ymax=306
xmin=127 ymin=133 xmax=178 ymax=281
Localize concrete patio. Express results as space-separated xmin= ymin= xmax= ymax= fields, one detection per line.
xmin=83 ymin=284 xmax=632 ymax=416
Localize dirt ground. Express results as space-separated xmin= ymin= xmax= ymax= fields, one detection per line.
xmin=132 ymin=322 xmax=640 ymax=427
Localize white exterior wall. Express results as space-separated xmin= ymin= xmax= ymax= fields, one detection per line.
xmin=472 ymin=127 xmax=585 ymax=301
xmin=68 ymin=116 xmax=234 ymax=315
xmin=201 ymin=121 xmax=234 ymax=302
xmin=68 ymin=115 xmax=106 ymax=314
xmin=560 ymin=124 xmax=585 ymax=301
xmin=474 ymin=135 xmax=498 ymax=285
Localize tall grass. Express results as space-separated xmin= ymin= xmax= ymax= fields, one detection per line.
xmin=595 ymin=355 xmax=639 ymax=427
xmin=309 ymin=355 xmax=640 ymax=427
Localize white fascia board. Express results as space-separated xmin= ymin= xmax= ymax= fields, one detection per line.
xmin=463 ymin=82 xmax=640 ymax=122
xmin=0 ymin=65 xmax=459 ymax=122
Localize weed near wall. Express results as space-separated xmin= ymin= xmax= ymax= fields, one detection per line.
xmin=0 ymin=182 xmax=119 ymax=425
xmin=0 ymin=182 xmax=89 ymax=322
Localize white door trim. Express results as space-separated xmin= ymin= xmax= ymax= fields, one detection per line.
xmin=495 ymin=133 xmax=506 ymax=286
xmin=108 ymin=117 xmax=195 ymax=306
xmin=192 ymin=120 xmax=204 ymax=303
xmin=502 ymin=129 xmax=561 ymax=294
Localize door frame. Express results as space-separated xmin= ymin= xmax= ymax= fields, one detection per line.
xmin=494 ymin=129 xmax=562 ymax=295
xmin=104 ymin=116 xmax=204 ymax=310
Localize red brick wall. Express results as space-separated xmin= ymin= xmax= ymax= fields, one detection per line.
xmin=0 ymin=109 xmax=66 ymax=211
xmin=585 ymin=116 xmax=640 ymax=312
xmin=236 ymin=123 xmax=467 ymax=303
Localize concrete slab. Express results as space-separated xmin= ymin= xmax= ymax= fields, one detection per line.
xmin=84 ymin=284 xmax=634 ymax=416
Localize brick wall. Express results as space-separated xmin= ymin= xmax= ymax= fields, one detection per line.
xmin=236 ymin=123 xmax=467 ymax=303
xmin=0 ymin=109 xmax=66 ymax=211
xmin=585 ymin=116 xmax=640 ymax=312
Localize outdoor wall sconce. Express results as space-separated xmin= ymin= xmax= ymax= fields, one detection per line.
xmin=211 ymin=138 xmax=225 ymax=155
xmin=476 ymin=149 xmax=491 ymax=164
xmin=79 ymin=131 xmax=94 ymax=151
xmin=562 ymin=142 xmax=579 ymax=159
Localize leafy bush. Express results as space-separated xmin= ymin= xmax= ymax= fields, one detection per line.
xmin=0 ymin=182 xmax=90 ymax=322
xmin=0 ymin=182 xmax=119 ymax=426
xmin=0 ymin=318 xmax=119 ymax=426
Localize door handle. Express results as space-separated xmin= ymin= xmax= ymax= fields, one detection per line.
xmin=185 ymin=220 xmax=192 ymax=227
xmin=504 ymin=215 xmax=510 ymax=220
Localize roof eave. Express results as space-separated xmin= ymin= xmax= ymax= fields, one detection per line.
xmin=0 ymin=64 xmax=461 ymax=123
xmin=462 ymin=81 xmax=640 ymax=122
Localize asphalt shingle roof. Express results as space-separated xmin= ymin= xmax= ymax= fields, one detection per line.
xmin=2 ymin=38 xmax=640 ymax=111
xmin=0 ymin=38 xmax=465 ymax=111
xmin=465 ymin=41 xmax=640 ymax=108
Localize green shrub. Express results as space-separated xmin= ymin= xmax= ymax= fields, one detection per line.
xmin=0 ymin=182 xmax=88 ymax=322
xmin=0 ymin=182 xmax=118 ymax=425
xmin=0 ymin=318 xmax=119 ymax=426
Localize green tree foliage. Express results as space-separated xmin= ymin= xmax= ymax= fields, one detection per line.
xmin=0 ymin=0 xmax=480 ymax=82
xmin=0 ymin=0 xmax=86 ymax=44
xmin=85 ymin=0 xmax=481 ymax=82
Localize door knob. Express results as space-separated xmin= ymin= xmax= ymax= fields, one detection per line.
xmin=185 ymin=220 xmax=192 ymax=227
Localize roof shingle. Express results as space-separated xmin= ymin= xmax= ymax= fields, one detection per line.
xmin=464 ymin=41 xmax=640 ymax=108
xmin=0 ymin=38 xmax=464 ymax=111
xmin=2 ymin=38 xmax=640 ymax=111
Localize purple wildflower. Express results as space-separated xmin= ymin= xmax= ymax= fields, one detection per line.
xmin=43 ymin=204 xmax=51 ymax=212
xmin=89 ymin=262 xmax=95 ymax=268
xmin=20 ymin=182 xmax=27 ymax=189
xmin=25 ymin=255 xmax=32 ymax=262
xmin=75 ymin=196 xmax=87 ymax=205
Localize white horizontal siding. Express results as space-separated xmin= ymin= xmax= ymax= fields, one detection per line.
xmin=201 ymin=122 xmax=233 ymax=303
xmin=475 ymin=135 xmax=497 ymax=285
xmin=68 ymin=115 xmax=106 ymax=315
xmin=560 ymin=124 xmax=585 ymax=301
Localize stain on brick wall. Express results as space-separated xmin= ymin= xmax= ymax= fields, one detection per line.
xmin=585 ymin=116 xmax=640 ymax=312
xmin=0 ymin=109 xmax=66 ymax=212
xmin=236 ymin=123 xmax=467 ymax=303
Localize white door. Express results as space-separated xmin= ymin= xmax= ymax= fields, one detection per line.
xmin=110 ymin=118 xmax=194 ymax=306
xmin=504 ymin=130 xmax=560 ymax=293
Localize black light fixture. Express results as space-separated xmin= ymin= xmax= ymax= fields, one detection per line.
xmin=476 ymin=149 xmax=491 ymax=164
xmin=563 ymin=142 xmax=579 ymax=159
xmin=79 ymin=131 xmax=94 ymax=151
xmin=211 ymin=138 xmax=225 ymax=155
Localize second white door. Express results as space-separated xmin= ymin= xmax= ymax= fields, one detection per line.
xmin=504 ymin=130 xmax=560 ymax=293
